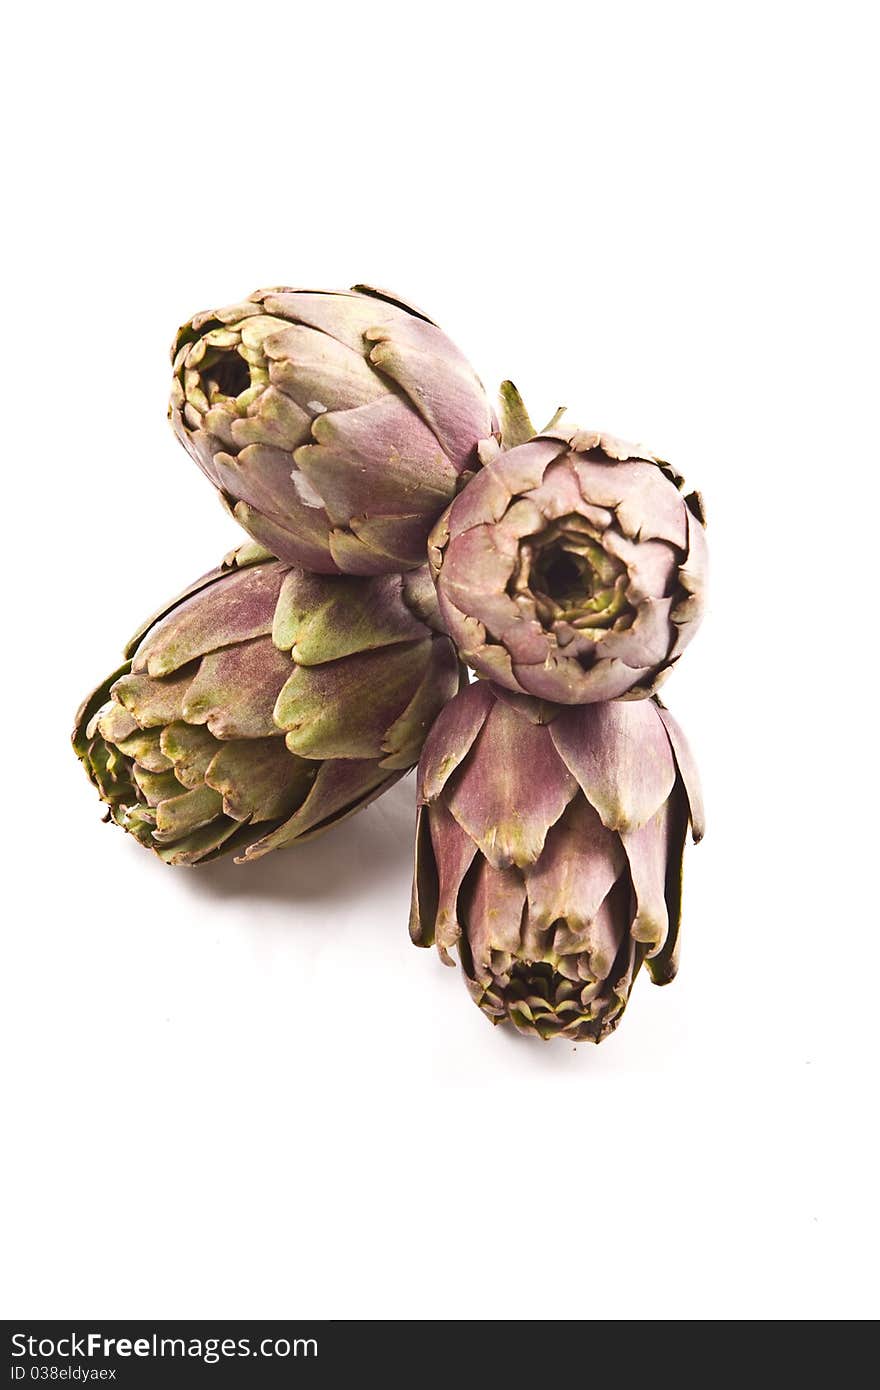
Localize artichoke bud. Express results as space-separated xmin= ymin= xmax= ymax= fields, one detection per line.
xmin=170 ymin=286 xmax=495 ymax=578
xmin=73 ymin=549 xmax=460 ymax=865
xmin=410 ymin=681 xmax=704 ymax=1042
xmin=430 ymin=423 xmax=708 ymax=704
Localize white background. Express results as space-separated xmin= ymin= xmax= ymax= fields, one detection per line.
xmin=3 ymin=1 xmax=877 ymax=1321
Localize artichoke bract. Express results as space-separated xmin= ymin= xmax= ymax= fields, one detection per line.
xmin=429 ymin=423 xmax=707 ymax=703
xmin=73 ymin=545 xmax=460 ymax=865
xmin=170 ymin=286 xmax=494 ymax=576
xmin=410 ymin=681 xmax=703 ymax=1042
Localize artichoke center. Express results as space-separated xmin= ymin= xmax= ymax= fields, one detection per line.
xmin=532 ymin=546 xmax=591 ymax=609
xmin=515 ymin=517 xmax=631 ymax=632
xmin=203 ymin=348 xmax=251 ymax=402
xmin=508 ymin=959 xmax=563 ymax=1000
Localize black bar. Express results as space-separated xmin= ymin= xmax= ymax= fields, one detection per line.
xmin=4 ymin=1324 xmax=333 ymax=1387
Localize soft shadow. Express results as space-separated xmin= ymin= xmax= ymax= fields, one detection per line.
xmin=495 ymin=1021 xmax=613 ymax=1068
xmin=175 ymin=776 xmax=417 ymax=907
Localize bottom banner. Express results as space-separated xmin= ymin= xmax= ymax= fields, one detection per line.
xmin=4 ymin=1323 xmax=330 ymax=1386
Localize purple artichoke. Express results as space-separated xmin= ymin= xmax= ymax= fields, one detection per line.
xmin=170 ymin=286 xmax=494 ymax=577
xmin=410 ymin=680 xmax=703 ymax=1042
xmin=73 ymin=545 xmax=460 ymax=865
xmin=429 ymin=422 xmax=707 ymax=703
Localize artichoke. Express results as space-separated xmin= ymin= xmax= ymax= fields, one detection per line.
xmin=73 ymin=544 xmax=460 ymax=865
xmin=410 ymin=680 xmax=703 ymax=1042
xmin=170 ymin=286 xmax=494 ymax=577
xmin=429 ymin=422 xmax=707 ymax=703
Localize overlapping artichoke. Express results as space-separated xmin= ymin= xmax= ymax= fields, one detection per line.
xmin=429 ymin=423 xmax=707 ymax=703
xmin=410 ymin=681 xmax=703 ymax=1041
xmin=73 ymin=544 xmax=460 ymax=864
xmin=170 ymin=286 xmax=494 ymax=576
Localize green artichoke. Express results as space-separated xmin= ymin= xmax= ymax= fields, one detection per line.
xmin=429 ymin=421 xmax=707 ymax=703
xmin=170 ymin=286 xmax=495 ymax=577
xmin=73 ymin=544 xmax=460 ymax=865
xmin=410 ymin=680 xmax=703 ymax=1041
